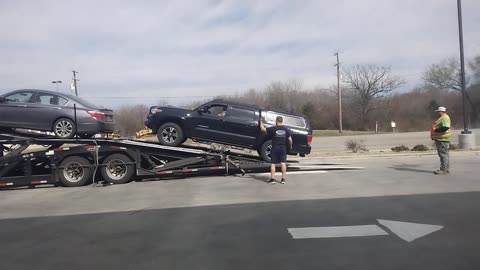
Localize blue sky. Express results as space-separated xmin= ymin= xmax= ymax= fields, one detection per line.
xmin=1 ymin=0 xmax=479 ymax=108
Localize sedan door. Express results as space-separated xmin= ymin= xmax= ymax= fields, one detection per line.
xmin=0 ymin=91 xmax=36 ymax=128
xmin=26 ymin=92 xmax=70 ymax=131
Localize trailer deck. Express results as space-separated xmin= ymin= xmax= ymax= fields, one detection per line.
xmin=0 ymin=132 xmax=269 ymax=188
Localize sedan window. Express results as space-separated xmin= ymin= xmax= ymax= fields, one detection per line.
xmin=4 ymin=92 xmax=34 ymax=103
xmin=37 ymin=94 xmax=68 ymax=106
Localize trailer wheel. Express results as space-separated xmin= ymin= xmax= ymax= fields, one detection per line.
xmin=157 ymin=123 xmax=184 ymax=146
xmin=59 ymin=156 xmax=92 ymax=187
xmin=259 ymin=140 xmax=272 ymax=163
xmin=101 ymin=154 xmax=134 ymax=184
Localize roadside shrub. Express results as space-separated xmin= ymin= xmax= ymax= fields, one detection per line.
xmin=449 ymin=143 xmax=459 ymax=150
xmin=412 ymin=144 xmax=429 ymax=151
xmin=345 ymin=139 xmax=368 ymax=153
xmin=391 ymin=145 xmax=410 ymax=152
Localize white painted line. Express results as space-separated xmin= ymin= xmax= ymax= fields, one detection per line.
xmin=377 ymin=219 xmax=444 ymax=242
xmin=288 ymin=225 xmax=388 ymax=239
xmin=289 ymin=165 xmax=365 ymax=170
xmin=255 ymin=171 xmax=328 ymax=176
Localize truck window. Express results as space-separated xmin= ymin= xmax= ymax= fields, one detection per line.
xmin=207 ymin=105 xmax=227 ymax=117
xmin=228 ymin=107 xmax=255 ymax=121
xmin=263 ymin=111 xmax=306 ymax=128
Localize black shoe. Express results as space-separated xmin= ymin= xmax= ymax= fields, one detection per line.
xmin=434 ymin=169 xmax=449 ymax=175
xmin=267 ymin=178 xmax=276 ymax=184
xmin=280 ymin=178 xmax=286 ymax=184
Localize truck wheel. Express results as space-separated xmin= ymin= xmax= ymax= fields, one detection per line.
xmin=53 ymin=118 xmax=76 ymax=139
xmin=259 ymin=140 xmax=272 ymax=163
xmin=157 ymin=123 xmax=184 ymax=146
xmin=58 ymin=156 xmax=92 ymax=187
xmin=101 ymin=154 xmax=134 ymax=184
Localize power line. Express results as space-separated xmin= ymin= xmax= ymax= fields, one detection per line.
xmin=81 ymin=96 xmax=217 ymax=99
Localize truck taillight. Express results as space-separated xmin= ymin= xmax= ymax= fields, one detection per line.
xmin=307 ymin=134 xmax=313 ymax=145
xmin=87 ymin=111 xmax=106 ymax=120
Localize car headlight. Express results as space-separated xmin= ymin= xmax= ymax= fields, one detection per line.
xmin=151 ymin=108 xmax=162 ymax=114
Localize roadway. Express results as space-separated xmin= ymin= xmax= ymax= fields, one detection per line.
xmin=1 ymin=152 xmax=480 ymax=269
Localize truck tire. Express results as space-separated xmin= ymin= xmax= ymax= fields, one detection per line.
xmin=157 ymin=123 xmax=184 ymax=146
xmin=58 ymin=156 xmax=92 ymax=187
xmin=53 ymin=118 xmax=76 ymax=139
xmin=259 ymin=140 xmax=272 ymax=163
xmin=100 ymin=153 xmax=134 ymax=184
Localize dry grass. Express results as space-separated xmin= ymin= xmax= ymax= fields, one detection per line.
xmin=313 ymin=130 xmax=378 ymax=137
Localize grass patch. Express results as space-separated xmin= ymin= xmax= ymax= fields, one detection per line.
xmin=412 ymin=144 xmax=429 ymax=151
xmin=313 ymin=130 xmax=378 ymax=137
xmin=345 ymin=139 xmax=369 ymax=153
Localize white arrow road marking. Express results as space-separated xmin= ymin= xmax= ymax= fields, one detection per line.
xmin=288 ymin=225 xmax=388 ymax=239
xmin=377 ymin=219 xmax=444 ymax=242
xmin=288 ymin=220 xmax=444 ymax=242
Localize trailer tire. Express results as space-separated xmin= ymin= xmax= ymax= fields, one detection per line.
xmin=101 ymin=154 xmax=134 ymax=184
xmin=259 ymin=140 xmax=272 ymax=163
xmin=157 ymin=123 xmax=184 ymax=146
xmin=59 ymin=156 xmax=92 ymax=187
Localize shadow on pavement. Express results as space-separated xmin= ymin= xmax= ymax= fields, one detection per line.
xmin=390 ymin=165 xmax=433 ymax=174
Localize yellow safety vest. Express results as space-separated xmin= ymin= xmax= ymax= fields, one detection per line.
xmin=430 ymin=114 xmax=451 ymax=141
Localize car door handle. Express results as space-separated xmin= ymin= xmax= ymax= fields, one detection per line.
xmin=16 ymin=105 xmax=28 ymax=107
xmin=198 ymin=125 xmax=209 ymax=128
xmin=53 ymin=107 xmax=61 ymax=110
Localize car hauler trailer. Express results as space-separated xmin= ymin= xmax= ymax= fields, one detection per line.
xmin=0 ymin=133 xmax=268 ymax=188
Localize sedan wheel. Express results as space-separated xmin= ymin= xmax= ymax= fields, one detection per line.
xmin=53 ymin=118 xmax=76 ymax=139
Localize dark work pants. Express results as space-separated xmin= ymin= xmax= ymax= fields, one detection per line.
xmin=435 ymin=140 xmax=450 ymax=171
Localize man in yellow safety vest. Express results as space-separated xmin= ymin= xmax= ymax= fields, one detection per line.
xmin=430 ymin=106 xmax=451 ymax=175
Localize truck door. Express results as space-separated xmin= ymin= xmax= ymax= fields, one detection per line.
xmin=222 ymin=106 xmax=259 ymax=148
xmin=190 ymin=104 xmax=227 ymax=142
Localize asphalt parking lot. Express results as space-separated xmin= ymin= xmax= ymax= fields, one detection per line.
xmin=1 ymin=151 xmax=480 ymax=270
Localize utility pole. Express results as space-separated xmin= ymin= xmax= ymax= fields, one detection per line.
xmin=456 ymin=0 xmax=475 ymax=149
xmin=457 ymin=0 xmax=469 ymax=134
xmin=334 ymin=52 xmax=343 ymax=133
xmin=72 ymin=70 xmax=79 ymax=96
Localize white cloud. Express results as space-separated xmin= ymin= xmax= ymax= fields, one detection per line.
xmin=0 ymin=0 xmax=479 ymax=107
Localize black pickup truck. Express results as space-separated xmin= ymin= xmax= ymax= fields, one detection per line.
xmin=145 ymin=99 xmax=312 ymax=162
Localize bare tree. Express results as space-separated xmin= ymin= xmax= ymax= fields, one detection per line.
xmin=342 ymin=64 xmax=405 ymax=129
xmin=469 ymin=55 xmax=480 ymax=83
xmin=422 ymin=57 xmax=465 ymax=91
xmin=423 ymin=56 xmax=479 ymax=125
xmin=114 ymin=104 xmax=149 ymax=136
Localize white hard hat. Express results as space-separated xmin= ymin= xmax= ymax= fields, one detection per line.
xmin=435 ymin=106 xmax=447 ymax=112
